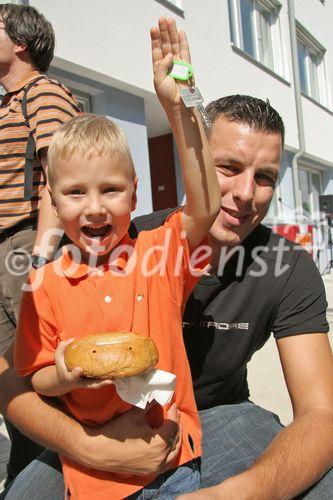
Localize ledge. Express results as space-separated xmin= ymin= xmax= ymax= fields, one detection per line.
xmin=154 ymin=0 xmax=185 ymax=17
xmin=231 ymin=44 xmax=291 ymax=87
xmin=301 ymin=92 xmax=333 ymax=116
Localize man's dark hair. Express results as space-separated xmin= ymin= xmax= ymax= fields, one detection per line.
xmin=0 ymin=3 xmax=55 ymax=72
xmin=206 ymin=95 xmax=285 ymax=146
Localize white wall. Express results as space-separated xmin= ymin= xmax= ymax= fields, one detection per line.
xmin=49 ymin=67 xmax=153 ymax=217
xmin=32 ymin=0 xmax=333 ymax=159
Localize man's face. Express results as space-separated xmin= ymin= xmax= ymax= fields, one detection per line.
xmin=208 ymin=116 xmax=282 ymax=247
xmin=0 ymin=19 xmax=16 ymax=73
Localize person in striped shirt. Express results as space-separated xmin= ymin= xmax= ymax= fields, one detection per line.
xmin=0 ymin=2 xmax=79 ymax=484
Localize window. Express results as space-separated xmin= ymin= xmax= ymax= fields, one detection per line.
xmin=228 ymin=0 xmax=284 ymax=76
xmin=0 ymin=0 xmax=28 ymax=4
xmin=297 ymin=25 xmax=329 ymax=107
xmin=73 ymin=92 xmax=91 ymax=113
xmin=299 ymin=167 xmax=322 ymax=221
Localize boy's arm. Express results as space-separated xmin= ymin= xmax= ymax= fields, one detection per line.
xmin=1 ymin=345 xmax=181 ymax=474
xmin=31 ymin=339 xmax=112 ymax=397
xmin=151 ymin=18 xmax=220 ymax=251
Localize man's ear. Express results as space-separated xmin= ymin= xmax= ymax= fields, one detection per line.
xmin=48 ymin=185 xmax=59 ymax=218
xmin=131 ymin=177 xmax=138 ymax=212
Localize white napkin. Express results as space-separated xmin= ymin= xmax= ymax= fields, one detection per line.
xmin=112 ymin=369 xmax=176 ymax=409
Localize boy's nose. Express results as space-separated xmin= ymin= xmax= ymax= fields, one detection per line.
xmin=84 ymin=197 xmax=106 ymax=216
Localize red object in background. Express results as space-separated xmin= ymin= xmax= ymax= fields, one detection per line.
xmin=271 ymin=224 xmax=314 ymax=255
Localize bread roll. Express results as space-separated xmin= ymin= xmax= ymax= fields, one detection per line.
xmin=64 ymin=332 xmax=158 ymax=378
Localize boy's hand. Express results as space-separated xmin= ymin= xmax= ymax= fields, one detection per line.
xmin=151 ymin=17 xmax=190 ymax=110
xmin=55 ymin=339 xmax=113 ymax=391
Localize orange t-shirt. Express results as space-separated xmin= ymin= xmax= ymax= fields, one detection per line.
xmin=15 ymin=211 xmax=210 ymax=499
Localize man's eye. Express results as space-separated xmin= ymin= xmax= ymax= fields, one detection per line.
xmin=256 ymin=174 xmax=276 ymax=186
xmin=216 ymin=165 xmax=238 ymax=175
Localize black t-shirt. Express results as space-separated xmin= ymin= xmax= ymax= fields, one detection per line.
xmin=130 ymin=209 xmax=329 ymax=411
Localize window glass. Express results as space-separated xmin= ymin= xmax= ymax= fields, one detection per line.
xmin=311 ymin=172 xmax=321 ymax=219
xmin=228 ymin=0 xmax=237 ymax=44
xmin=257 ymin=4 xmax=274 ymax=69
xmin=299 ymin=169 xmax=311 ymax=215
xmin=297 ymin=41 xmax=308 ymax=94
xmin=299 ymin=168 xmax=322 ymax=220
xmin=239 ymin=0 xmax=255 ymax=58
xmin=309 ymin=52 xmax=320 ymax=101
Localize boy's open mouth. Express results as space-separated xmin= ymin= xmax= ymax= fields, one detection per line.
xmin=81 ymin=224 xmax=112 ymax=239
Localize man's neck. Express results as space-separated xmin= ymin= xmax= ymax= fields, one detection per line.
xmin=0 ymin=61 xmax=38 ymax=92
xmin=207 ymin=235 xmax=244 ymax=275
xmin=207 ymin=235 xmax=225 ymax=275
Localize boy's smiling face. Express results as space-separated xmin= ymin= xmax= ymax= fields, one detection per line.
xmin=51 ymin=153 xmax=137 ymax=265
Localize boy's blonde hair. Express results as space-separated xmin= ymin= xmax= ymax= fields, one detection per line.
xmin=47 ymin=113 xmax=136 ymax=185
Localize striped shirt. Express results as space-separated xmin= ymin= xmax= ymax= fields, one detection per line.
xmin=0 ymin=71 xmax=80 ymax=231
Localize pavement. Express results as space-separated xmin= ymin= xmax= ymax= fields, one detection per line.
xmin=0 ymin=270 xmax=332 ymax=489
xmin=248 ymin=270 xmax=333 ymax=425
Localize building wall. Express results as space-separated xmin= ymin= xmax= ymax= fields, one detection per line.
xmin=31 ymin=0 xmax=333 ymax=160
xmin=49 ymin=67 xmax=153 ymax=217
xmin=31 ymin=0 xmax=333 ymax=269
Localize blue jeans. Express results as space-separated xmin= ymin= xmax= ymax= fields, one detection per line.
xmin=0 ymin=227 xmax=44 ymax=486
xmin=200 ymin=401 xmax=333 ymax=499
xmin=2 ymin=401 xmax=333 ymax=499
xmin=127 ymin=460 xmax=200 ymax=499
xmin=0 ymin=458 xmax=199 ymax=500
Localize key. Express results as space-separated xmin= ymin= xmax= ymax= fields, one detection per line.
xmin=196 ymin=102 xmax=212 ymax=130
xmin=180 ymin=85 xmax=212 ymax=130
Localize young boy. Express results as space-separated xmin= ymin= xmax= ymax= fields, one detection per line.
xmin=14 ymin=18 xmax=220 ymax=499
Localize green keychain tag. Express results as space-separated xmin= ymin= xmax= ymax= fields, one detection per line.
xmin=169 ymin=60 xmax=193 ymax=81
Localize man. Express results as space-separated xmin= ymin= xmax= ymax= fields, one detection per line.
xmin=1 ymin=95 xmax=333 ymax=499
xmin=0 ymin=3 xmax=79 ymax=485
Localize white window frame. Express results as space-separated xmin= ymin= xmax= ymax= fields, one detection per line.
xmin=228 ymin=0 xmax=285 ymax=76
xmin=296 ymin=24 xmax=330 ymax=108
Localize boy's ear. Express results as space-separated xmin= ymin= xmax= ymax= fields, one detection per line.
xmin=14 ymin=43 xmax=27 ymax=55
xmin=131 ymin=177 xmax=138 ymax=212
xmin=48 ymin=185 xmax=59 ymax=218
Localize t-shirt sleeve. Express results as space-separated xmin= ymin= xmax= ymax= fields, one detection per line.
xmin=14 ymin=272 xmax=59 ymax=377
xmin=27 ymin=81 xmax=80 ymax=154
xmin=145 ymin=210 xmax=211 ymax=305
xmin=272 ymin=249 xmax=329 ymax=338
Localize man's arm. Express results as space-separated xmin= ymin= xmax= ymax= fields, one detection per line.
xmin=179 ymin=333 xmax=333 ymax=500
xmin=0 ymin=346 xmax=181 ymax=476
xmin=151 ymin=18 xmax=220 ymax=251
xmin=32 ymin=150 xmax=64 ymax=260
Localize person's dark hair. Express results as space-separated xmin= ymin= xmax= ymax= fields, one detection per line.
xmin=206 ymin=94 xmax=285 ymax=146
xmin=0 ymin=3 xmax=55 ymax=72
